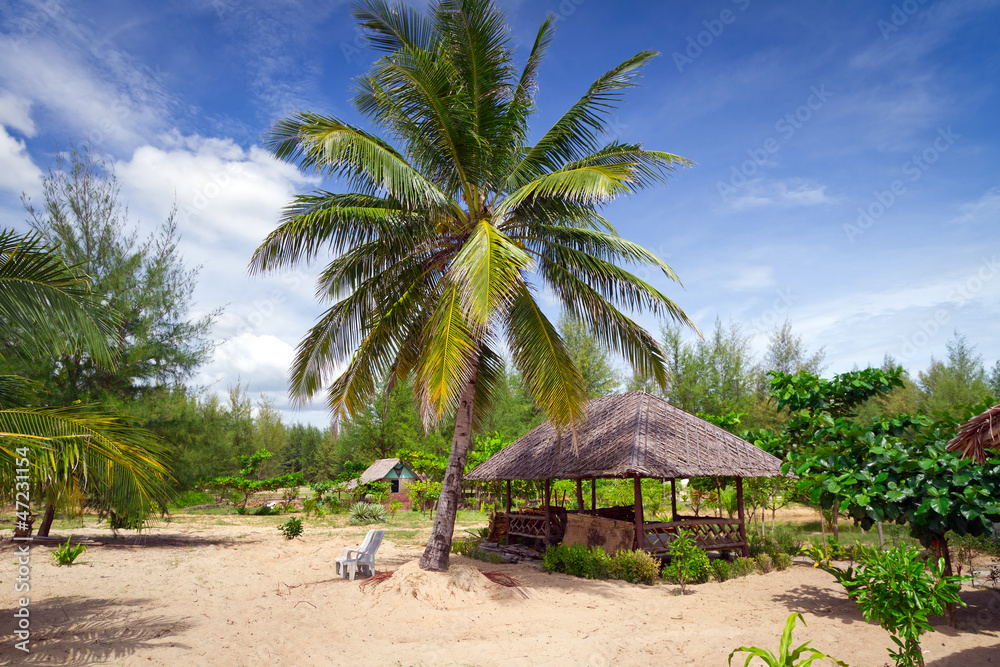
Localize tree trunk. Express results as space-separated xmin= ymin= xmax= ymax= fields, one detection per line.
xmin=937 ymin=536 xmax=959 ymax=629
xmin=419 ymin=360 xmax=479 ymax=572
xmin=36 ymin=501 xmax=57 ymax=537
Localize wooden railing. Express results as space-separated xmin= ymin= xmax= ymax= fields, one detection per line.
xmin=642 ymin=518 xmax=745 ymax=556
xmin=506 ymin=511 xmax=566 ymax=543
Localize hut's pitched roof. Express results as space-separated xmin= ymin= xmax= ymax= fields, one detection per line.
xmin=345 ymin=458 xmax=404 ymax=490
xmin=466 ymin=392 xmax=784 ymax=481
xmin=946 ymin=404 xmax=1000 ymax=464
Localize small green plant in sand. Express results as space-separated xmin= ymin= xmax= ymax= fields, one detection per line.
xmin=50 ymin=538 xmax=87 ymax=566
xmin=662 ymin=532 xmax=711 ymax=593
xmin=279 ymin=517 xmax=304 ymax=540
xmin=729 ymin=613 xmax=847 ymax=667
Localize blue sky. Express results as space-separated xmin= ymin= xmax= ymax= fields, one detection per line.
xmin=1 ymin=0 xmax=998 ymax=426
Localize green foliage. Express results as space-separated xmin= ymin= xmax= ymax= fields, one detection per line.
xmin=49 ymin=539 xmax=88 ymax=566
xmin=816 ymin=545 xmax=965 ymax=666
xmin=756 ymin=553 xmax=774 ymax=574
xmin=279 ymin=517 xmax=304 ymax=540
xmin=349 ymin=502 xmax=387 ymax=525
xmin=208 ymin=449 xmax=305 ymax=510
xmin=302 ymin=498 xmax=318 ymax=516
xmin=543 ymin=543 xmax=657 ymax=584
xmin=712 ymin=560 xmax=732 ymax=582
xmin=608 ymin=549 xmax=660 ymax=585
xmin=732 ymin=557 xmax=758 ymax=578
xmin=543 ymin=542 xmax=612 ymax=580
xmin=168 ymin=489 xmax=214 ymax=509
xmin=728 ymin=613 xmax=847 ymax=667
xmin=770 ymin=525 xmax=806 ymax=557
xmin=363 ymin=480 xmax=391 ymax=503
xmin=916 ymin=332 xmax=993 ymax=416
xmin=662 ymin=533 xmax=711 ymax=593
xmin=406 ymin=480 xmax=442 ymax=514
xmin=773 ymin=553 xmax=793 ymax=571
xmin=22 ymin=144 xmax=217 ymax=405
xmin=254 ymin=505 xmax=280 ymax=516
xmin=557 ymin=312 xmax=620 ymax=397
xmin=451 ymin=538 xmax=503 ymax=565
xmin=388 ymin=500 xmax=403 ymax=517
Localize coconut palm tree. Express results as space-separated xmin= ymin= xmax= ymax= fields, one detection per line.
xmin=251 ymin=0 xmax=695 ymax=570
xmin=0 ymin=228 xmax=173 ymax=536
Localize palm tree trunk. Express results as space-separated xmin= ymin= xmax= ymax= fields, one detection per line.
xmin=419 ymin=358 xmax=480 ymax=571
xmin=36 ymin=501 xmax=56 ymax=537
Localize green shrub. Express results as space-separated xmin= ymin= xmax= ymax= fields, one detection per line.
xmin=49 ymin=539 xmax=87 ymax=566
xmin=712 ymin=560 xmax=732 ymax=582
xmin=662 ymin=533 xmax=711 ymax=593
xmin=451 ymin=538 xmax=503 ymax=564
xmin=168 ymin=490 xmax=213 ymax=509
xmin=279 ymin=517 xmax=303 ymax=539
xmin=756 ymin=553 xmax=774 ymax=574
xmin=348 ymin=502 xmax=387 ymax=525
xmin=732 ymin=557 xmax=757 ymax=577
xmin=254 ymin=504 xmax=279 ymax=516
xmin=302 ymin=498 xmax=317 ymax=516
xmin=610 ymin=549 xmax=659 ymax=585
xmin=543 ymin=542 xmax=611 ymax=580
xmin=388 ymin=500 xmax=403 ymax=517
xmin=817 ymin=545 xmax=965 ymax=667
xmin=773 ymin=552 xmax=793 ymax=571
xmin=771 ymin=524 xmax=804 ymax=556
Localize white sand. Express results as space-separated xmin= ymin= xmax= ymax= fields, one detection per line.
xmin=2 ymin=520 xmax=999 ymax=666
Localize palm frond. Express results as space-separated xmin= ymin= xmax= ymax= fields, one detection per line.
xmin=506 ymin=50 xmax=658 ymax=189
xmin=449 ymin=219 xmax=530 ymax=325
xmin=503 ymin=283 xmax=587 ymax=433
xmin=413 ymin=283 xmax=479 ymax=427
xmin=264 ymin=113 xmax=450 ymax=210
xmin=353 ymin=0 xmax=434 ymax=53
xmin=0 ymin=229 xmax=115 ymax=366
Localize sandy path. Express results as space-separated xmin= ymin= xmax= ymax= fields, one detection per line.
xmin=2 ymin=522 xmax=998 ymax=666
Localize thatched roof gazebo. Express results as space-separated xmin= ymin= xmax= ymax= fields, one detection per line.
xmin=947 ymin=404 xmax=1000 ymax=464
xmin=466 ymin=392 xmax=785 ymax=557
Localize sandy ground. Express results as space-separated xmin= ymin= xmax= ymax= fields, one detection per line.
xmin=2 ymin=518 xmax=999 ymax=667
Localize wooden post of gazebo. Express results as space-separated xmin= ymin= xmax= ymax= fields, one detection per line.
xmin=543 ymin=478 xmax=552 ymax=545
xmin=505 ymin=480 xmax=512 ymax=514
xmin=633 ymin=475 xmax=644 ymax=550
xmin=575 ymin=479 xmax=584 ymax=513
xmin=670 ymin=479 xmax=678 ymax=521
xmin=591 ymin=479 xmax=597 ymax=516
xmin=736 ymin=477 xmax=749 ymax=557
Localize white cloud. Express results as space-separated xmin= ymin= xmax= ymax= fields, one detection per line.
xmin=952 ymin=187 xmax=1000 ymax=225
xmin=0 ymin=90 xmax=36 ymax=136
xmin=0 ymin=24 xmax=170 ymax=152
xmin=115 ymin=134 xmax=315 ymax=246
xmin=0 ymin=125 xmax=43 ymax=195
xmin=725 ymin=178 xmax=835 ymax=210
xmin=722 ymin=265 xmax=775 ymax=292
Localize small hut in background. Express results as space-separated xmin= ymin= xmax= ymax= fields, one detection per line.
xmin=947 ymin=404 xmax=1000 ymax=464
xmin=466 ymin=392 xmax=785 ymax=557
xmin=346 ymin=458 xmax=419 ymax=509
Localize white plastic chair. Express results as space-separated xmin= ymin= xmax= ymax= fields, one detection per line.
xmin=335 ymin=529 xmax=384 ymax=580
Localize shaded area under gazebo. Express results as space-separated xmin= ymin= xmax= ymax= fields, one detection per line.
xmin=466 ymin=392 xmax=786 ymax=558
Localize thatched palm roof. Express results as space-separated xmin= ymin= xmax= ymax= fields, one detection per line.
xmin=466 ymin=392 xmax=784 ymax=481
xmin=345 ymin=458 xmax=405 ymax=490
xmin=946 ymin=404 xmax=1000 ymax=464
